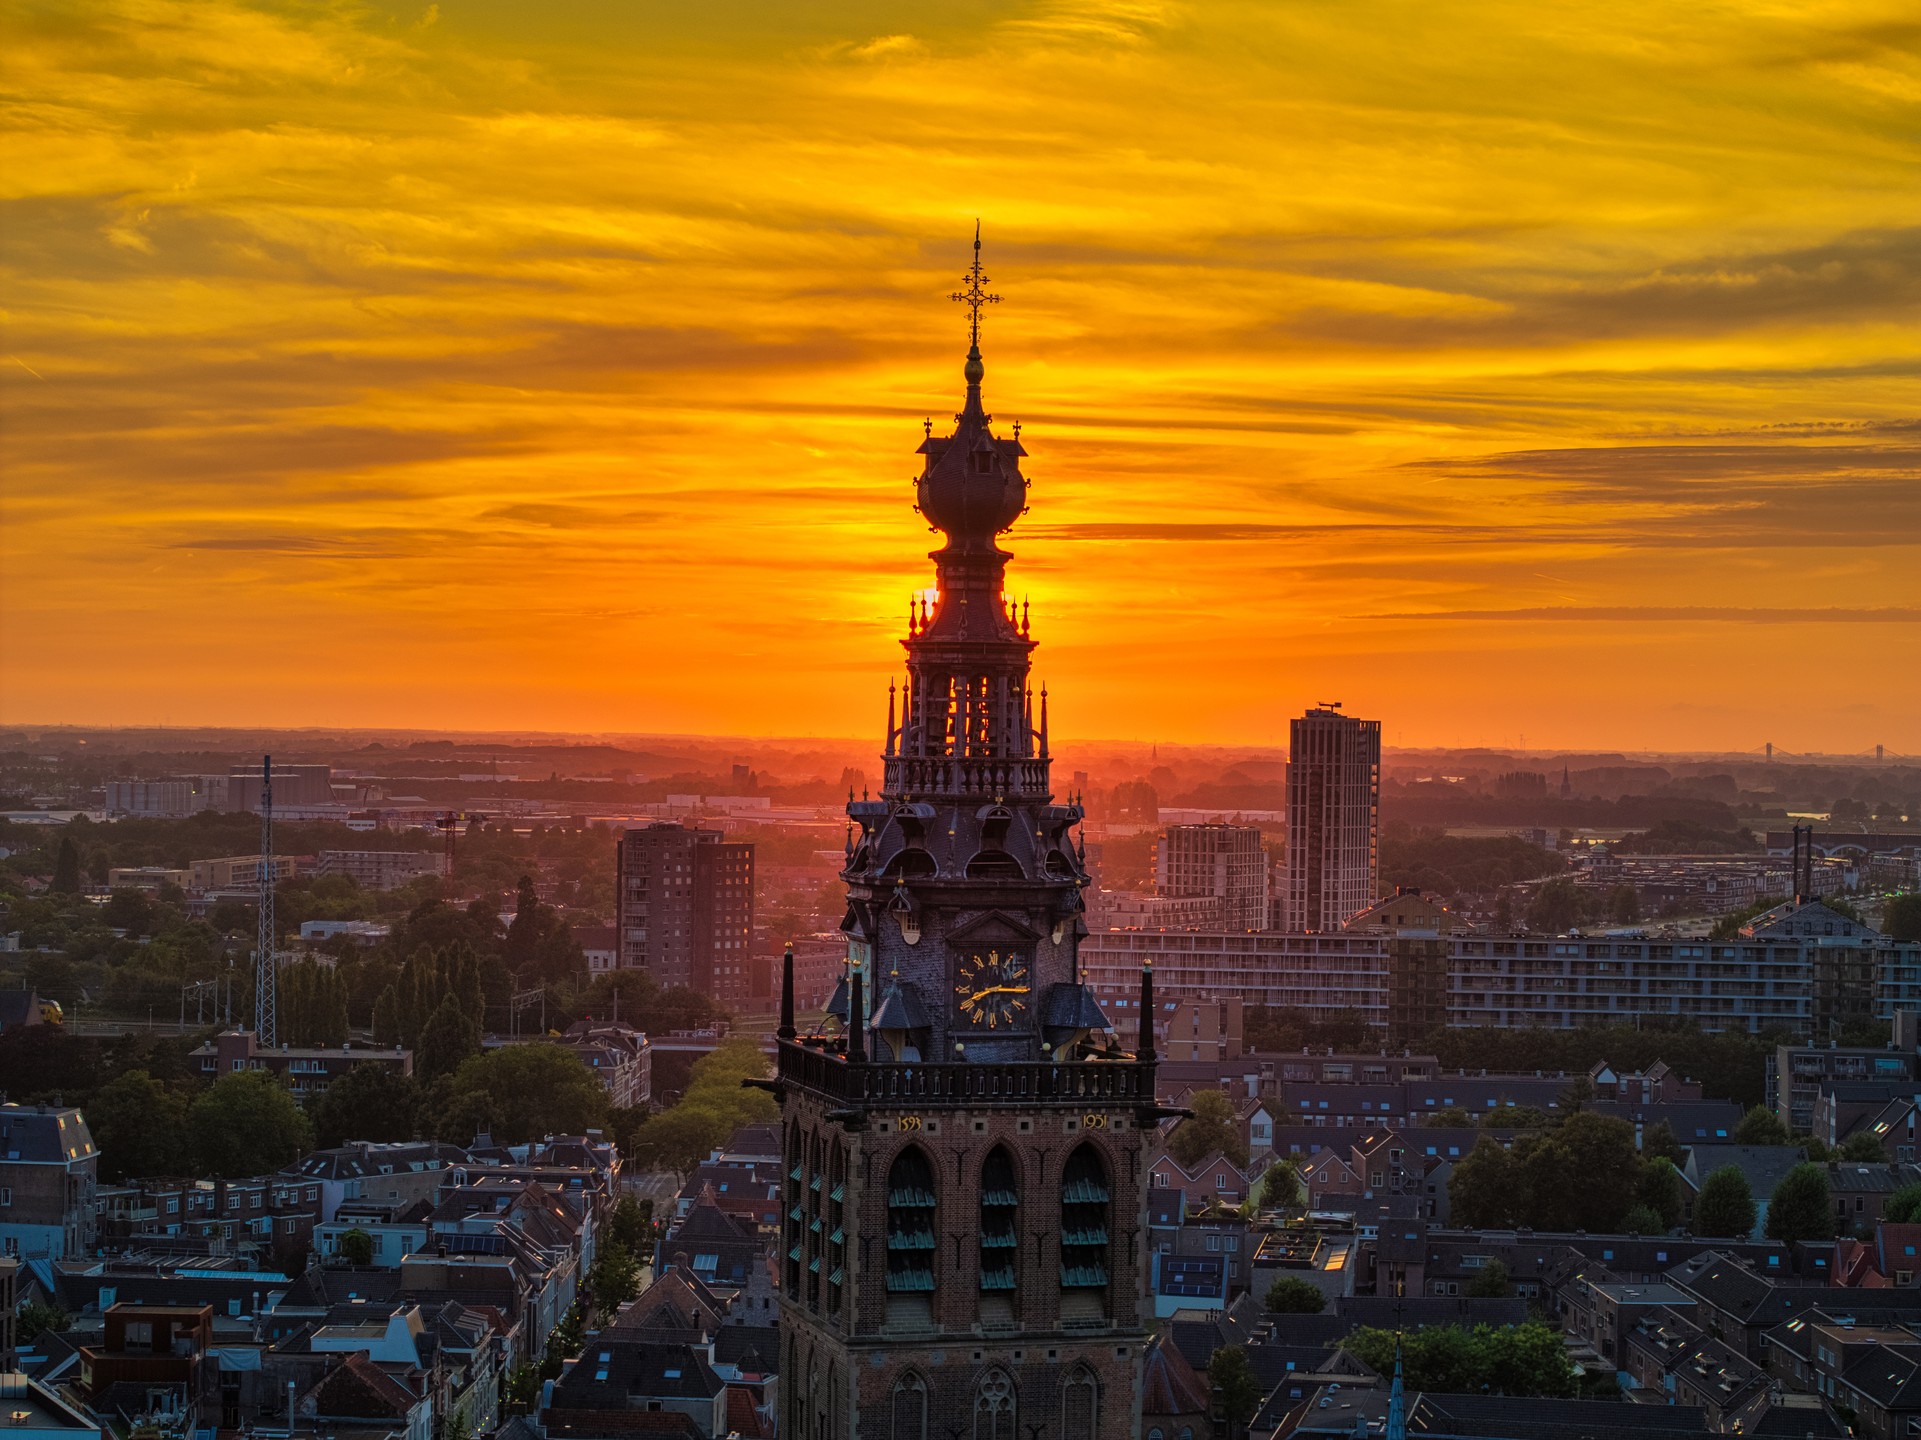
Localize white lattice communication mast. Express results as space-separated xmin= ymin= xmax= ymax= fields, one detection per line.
xmin=254 ymin=754 xmax=278 ymax=1044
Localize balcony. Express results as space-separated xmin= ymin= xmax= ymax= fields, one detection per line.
xmin=777 ymin=1042 xmax=1154 ymax=1109
xmin=881 ymin=755 xmax=1051 ymax=800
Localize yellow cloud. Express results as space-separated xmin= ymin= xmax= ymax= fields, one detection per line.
xmin=1 ymin=0 xmax=1917 ymax=749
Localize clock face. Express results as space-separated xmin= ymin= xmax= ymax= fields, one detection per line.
xmin=956 ymin=948 xmax=1031 ymax=1030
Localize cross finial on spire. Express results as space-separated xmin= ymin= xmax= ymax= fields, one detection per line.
xmin=950 ymin=220 xmax=1001 ymax=350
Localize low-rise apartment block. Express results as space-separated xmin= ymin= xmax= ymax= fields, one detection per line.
xmin=1086 ymin=899 xmax=1921 ymax=1039
xmin=313 ymin=850 xmax=439 ymax=891
xmin=192 ymin=1030 xmax=413 ymax=1098
xmin=0 ymin=1104 xmax=97 ymax=1260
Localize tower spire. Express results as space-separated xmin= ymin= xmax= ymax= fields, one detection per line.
xmin=950 ymin=221 xmax=999 ymax=418
xmin=950 ymin=220 xmax=1000 ymax=353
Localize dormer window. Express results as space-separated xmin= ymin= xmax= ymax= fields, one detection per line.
xmin=973 ymin=452 xmax=994 ymax=474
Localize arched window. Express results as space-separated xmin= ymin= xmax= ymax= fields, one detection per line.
xmin=979 ymin=1147 xmax=1018 ymax=1307
xmin=826 ymin=1141 xmax=847 ymax=1314
xmin=886 ymin=1147 xmax=937 ymax=1317
xmin=1061 ymin=1366 xmax=1099 ymax=1440
xmin=1060 ymin=1144 xmax=1111 ymax=1319
xmin=974 ymin=1368 xmax=1016 ymax=1440
xmin=1147 ymin=1430 xmax=1166 ymax=1440
xmin=783 ymin=1123 xmax=805 ymax=1298
xmin=806 ymin=1132 xmax=826 ymax=1310
xmin=891 ymin=1372 xmax=928 ymax=1440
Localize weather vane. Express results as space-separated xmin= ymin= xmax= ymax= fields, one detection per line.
xmin=950 ymin=220 xmax=1000 ymax=348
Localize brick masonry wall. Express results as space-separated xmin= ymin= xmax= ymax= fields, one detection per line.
xmin=780 ymin=1088 xmax=1151 ymax=1437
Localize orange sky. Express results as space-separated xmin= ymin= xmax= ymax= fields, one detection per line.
xmin=3 ymin=0 xmax=1918 ymax=752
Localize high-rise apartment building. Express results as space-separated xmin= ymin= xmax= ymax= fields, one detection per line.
xmin=615 ymin=823 xmax=755 ymax=1004
xmin=1155 ymin=822 xmax=1270 ymax=931
xmin=1283 ymin=706 xmax=1381 ymax=931
xmin=773 ymin=246 xmax=1156 ymax=1439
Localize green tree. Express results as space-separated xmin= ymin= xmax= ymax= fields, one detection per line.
xmin=1696 ymin=1165 xmax=1757 ymax=1238
xmin=1208 ymin=1345 xmax=1262 ymax=1438
xmin=1167 ymin=1090 xmax=1249 ymax=1169
xmin=547 ymin=1305 xmax=585 ymax=1361
xmin=1466 ymin=1257 xmax=1511 ymax=1298
xmin=17 ymin=1301 xmax=69 ymax=1342
xmin=1643 ymin=1120 xmax=1685 ymax=1165
xmin=1529 ymin=1112 xmax=1641 ymax=1231
xmin=1767 ymin=1162 xmax=1833 ymax=1244
xmin=505 ymin=876 xmax=543 ymax=970
xmin=1449 ymin=1136 xmax=1519 ymax=1228
xmin=1887 ymin=1182 xmax=1921 ymax=1225
xmin=338 ymin=1228 xmax=375 ymax=1265
xmin=1257 ymin=1160 xmax=1302 ymax=1209
xmin=50 ymin=836 xmax=82 ymax=895
xmin=1341 ymin=1322 xmax=1572 ymax=1398
xmin=609 ymin=1195 xmax=653 ymax=1254
xmin=623 ymin=1038 xmax=777 ymax=1172
xmin=587 ymin=1243 xmax=641 ymax=1317
xmin=1620 ymin=1204 xmax=1665 ymax=1235
xmin=1840 ymin=1131 xmax=1886 ymax=1162
xmin=1264 ymin=1276 xmax=1326 ymax=1313
xmin=1608 ymin=884 xmax=1641 ymax=926
xmin=1425 ymin=1107 xmax=1474 ymax=1127
xmin=1733 ymin=1106 xmax=1790 ymax=1146
xmin=311 ymin=1063 xmax=421 ymax=1148
xmin=86 ymin=1069 xmax=190 ymax=1181
xmin=187 ymin=1071 xmax=314 ymax=1177
xmin=1526 ymin=878 xmax=1584 ymax=935
xmin=416 ymin=993 xmax=481 ymax=1082
xmin=1639 ymin=1158 xmax=1685 ymax=1229
xmin=1555 ymin=1075 xmax=1594 ymax=1115
xmin=432 ymin=1043 xmax=608 ymax=1145
xmin=503 ymin=1365 xmax=540 ymax=1416
xmin=504 ymin=876 xmax=584 ymax=987
xmin=1887 ymin=894 xmax=1921 ymax=944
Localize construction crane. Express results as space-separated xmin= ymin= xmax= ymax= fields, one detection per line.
xmin=433 ymin=811 xmax=489 ymax=886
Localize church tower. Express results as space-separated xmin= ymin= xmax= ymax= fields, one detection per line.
xmin=770 ymin=232 xmax=1161 ymax=1440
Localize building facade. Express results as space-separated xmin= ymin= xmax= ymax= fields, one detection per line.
xmin=191 ymin=1030 xmax=413 ymax=1097
xmin=0 ymin=1104 xmax=97 ymax=1260
xmin=1154 ymin=823 xmax=1270 ymax=932
xmin=1082 ymin=925 xmax=1921 ymax=1040
xmin=1283 ymin=707 xmax=1381 ymax=932
xmin=314 ymin=850 xmax=440 ymax=891
xmin=104 ymin=779 xmax=217 ymax=817
xmin=774 ymin=251 xmax=1158 ymax=1440
xmin=615 ymin=822 xmax=755 ymax=1003
xmin=187 ymin=855 xmax=297 ymax=892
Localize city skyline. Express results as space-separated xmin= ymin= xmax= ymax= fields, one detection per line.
xmin=6 ymin=2 xmax=1919 ymax=751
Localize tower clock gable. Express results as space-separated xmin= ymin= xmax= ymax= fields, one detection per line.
xmin=772 ymin=229 xmax=1161 ymax=1440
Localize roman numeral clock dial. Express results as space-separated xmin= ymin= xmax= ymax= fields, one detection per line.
xmin=955 ymin=948 xmax=1031 ymax=1030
